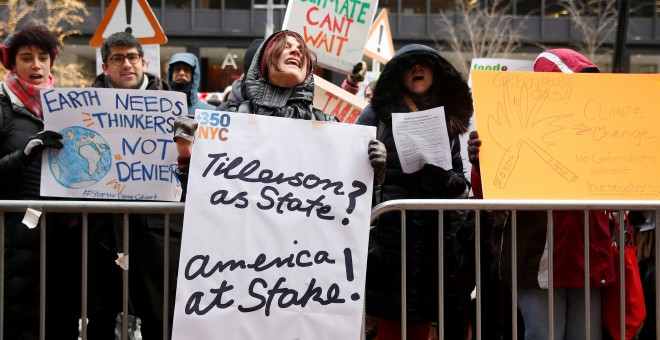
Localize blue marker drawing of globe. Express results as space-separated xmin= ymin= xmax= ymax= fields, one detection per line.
xmin=48 ymin=126 xmax=112 ymax=189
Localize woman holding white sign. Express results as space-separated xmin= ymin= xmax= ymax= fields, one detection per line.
xmin=174 ymin=30 xmax=386 ymax=189
xmin=356 ymin=44 xmax=473 ymax=340
xmin=0 ymin=22 xmax=83 ymax=339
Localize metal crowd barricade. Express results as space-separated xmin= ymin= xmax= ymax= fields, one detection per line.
xmin=0 ymin=200 xmax=184 ymax=340
xmin=369 ymin=199 xmax=660 ymax=340
xmin=1 ymin=200 xmax=659 ymax=340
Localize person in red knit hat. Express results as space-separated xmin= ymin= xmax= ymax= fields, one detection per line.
xmin=467 ymin=48 xmax=614 ymax=340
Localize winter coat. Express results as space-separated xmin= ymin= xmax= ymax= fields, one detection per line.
xmin=471 ymin=48 xmax=615 ymax=289
xmin=356 ymin=44 xmax=473 ymax=324
xmin=91 ymin=72 xmax=181 ymax=323
xmin=221 ymin=31 xmax=337 ymax=122
xmin=165 ymin=53 xmax=216 ymax=114
xmin=0 ymin=82 xmax=82 ymax=340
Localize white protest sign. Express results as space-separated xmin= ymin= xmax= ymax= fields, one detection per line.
xmin=172 ymin=111 xmax=375 ymax=340
xmin=40 ymin=88 xmax=187 ymax=201
xmin=392 ymin=107 xmax=452 ymax=174
xmin=282 ymin=0 xmax=378 ymax=73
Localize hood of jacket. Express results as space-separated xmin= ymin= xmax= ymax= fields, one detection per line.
xmin=534 ymin=48 xmax=600 ymax=73
xmin=166 ymin=53 xmax=203 ymax=108
xmin=241 ymin=30 xmax=315 ymax=117
xmin=370 ymin=44 xmax=473 ymax=137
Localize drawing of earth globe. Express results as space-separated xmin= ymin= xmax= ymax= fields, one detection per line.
xmin=48 ymin=126 xmax=112 ymax=189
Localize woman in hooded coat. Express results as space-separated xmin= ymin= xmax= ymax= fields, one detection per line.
xmin=174 ymin=30 xmax=387 ymax=198
xmin=356 ymin=44 xmax=473 ymax=339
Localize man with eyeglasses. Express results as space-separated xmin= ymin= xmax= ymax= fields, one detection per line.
xmin=92 ymin=31 xmax=169 ymax=90
xmin=90 ymin=31 xmax=178 ymax=340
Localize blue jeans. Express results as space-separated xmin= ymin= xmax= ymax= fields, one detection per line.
xmin=517 ymin=287 xmax=602 ymax=340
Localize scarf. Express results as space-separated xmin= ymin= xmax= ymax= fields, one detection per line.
xmin=3 ymin=71 xmax=54 ymax=117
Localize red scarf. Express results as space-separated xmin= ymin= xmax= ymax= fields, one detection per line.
xmin=3 ymin=71 xmax=54 ymax=118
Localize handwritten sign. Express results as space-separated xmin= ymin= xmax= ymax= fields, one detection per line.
xmin=282 ymin=0 xmax=378 ymax=73
xmin=313 ymin=74 xmax=368 ymax=123
xmin=40 ymin=88 xmax=187 ymax=201
xmin=471 ymin=70 xmax=660 ymax=199
xmin=462 ymin=58 xmax=534 ymax=182
xmin=172 ymin=111 xmax=375 ymax=339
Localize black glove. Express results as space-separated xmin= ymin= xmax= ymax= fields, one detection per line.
xmin=419 ymin=163 xmax=466 ymax=198
xmin=350 ymin=61 xmax=367 ymax=83
xmin=23 ymin=130 xmax=63 ymax=161
xmin=368 ymin=138 xmax=386 ymax=185
xmin=467 ymin=130 xmax=481 ymax=169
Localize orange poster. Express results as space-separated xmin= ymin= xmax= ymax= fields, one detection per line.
xmin=471 ymin=70 xmax=660 ymax=199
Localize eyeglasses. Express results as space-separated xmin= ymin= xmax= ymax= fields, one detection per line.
xmin=108 ymin=53 xmax=142 ymax=66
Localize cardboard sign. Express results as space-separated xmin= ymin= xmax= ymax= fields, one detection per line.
xmin=172 ymin=111 xmax=375 ymax=339
xmin=282 ymin=0 xmax=378 ymax=73
xmin=471 ymin=70 xmax=660 ymax=199
xmin=461 ymin=58 xmax=535 ymax=182
xmin=313 ymin=74 xmax=368 ymax=123
xmin=40 ymin=88 xmax=187 ymax=201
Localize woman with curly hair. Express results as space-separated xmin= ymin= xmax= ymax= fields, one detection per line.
xmin=356 ymin=44 xmax=473 ymax=340
xmin=0 ymin=22 xmax=83 ymax=339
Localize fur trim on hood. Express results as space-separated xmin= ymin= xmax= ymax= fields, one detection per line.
xmin=370 ymin=44 xmax=473 ymax=137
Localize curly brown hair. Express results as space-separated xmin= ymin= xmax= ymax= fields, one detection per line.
xmin=3 ymin=22 xmax=61 ymax=69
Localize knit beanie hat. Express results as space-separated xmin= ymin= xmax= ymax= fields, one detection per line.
xmin=0 ymin=33 xmax=16 ymax=70
xmin=534 ymin=48 xmax=600 ymax=73
xmin=259 ymin=31 xmax=286 ymax=80
xmin=244 ymin=38 xmax=264 ymax=73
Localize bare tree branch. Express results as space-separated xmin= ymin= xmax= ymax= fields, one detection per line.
xmin=559 ymin=0 xmax=618 ymax=64
xmin=0 ymin=0 xmax=91 ymax=87
xmin=437 ymin=0 xmax=528 ymax=75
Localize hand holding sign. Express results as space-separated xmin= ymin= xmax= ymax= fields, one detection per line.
xmin=173 ymin=112 xmax=376 ymax=340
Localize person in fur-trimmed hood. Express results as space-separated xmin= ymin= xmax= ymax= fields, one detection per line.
xmin=356 ymin=44 xmax=473 ymax=340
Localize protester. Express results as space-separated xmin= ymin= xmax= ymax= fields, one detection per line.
xmin=356 ymin=44 xmax=473 ymax=340
xmin=467 ymin=48 xmax=615 ymax=340
xmin=166 ymin=52 xmax=216 ymax=113
xmin=174 ymin=29 xmax=386 ymax=200
xmin=0 ymin=22 xmax=83 ymax=340
xmin=91 ymin=31 xmax=178 ymax=340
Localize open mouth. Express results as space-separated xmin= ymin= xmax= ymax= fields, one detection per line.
xmin=285 ymin=58 xmax=301 ymax=68
xmin=412 ymin=74 xmax=424 ymax=81
xmin=30 ymin=74 xmax=43 ymax=80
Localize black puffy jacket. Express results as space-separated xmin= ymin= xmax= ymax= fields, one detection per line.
xmin=0 ymin=82 xmax=83 ymax=340
xmin=356 ymin=44 xmax=473 ymax=326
